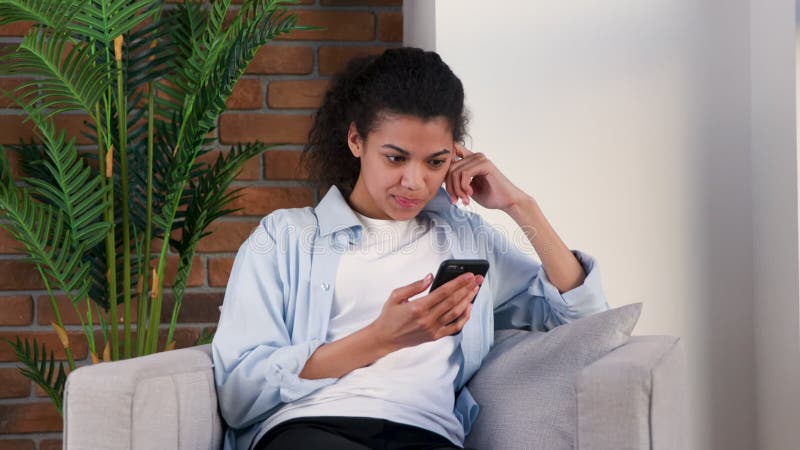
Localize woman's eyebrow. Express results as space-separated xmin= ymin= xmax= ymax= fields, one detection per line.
xmin=381 ymin=144 xmax=450 ymax=158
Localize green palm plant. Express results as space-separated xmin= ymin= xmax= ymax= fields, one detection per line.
xmin=0 ymin=0 xmax=310 ymax=415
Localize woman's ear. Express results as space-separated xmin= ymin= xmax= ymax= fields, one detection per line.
xmin=347 ymin=122 xmax=362 ymax=158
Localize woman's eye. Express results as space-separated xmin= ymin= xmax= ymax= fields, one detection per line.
xmin=386 ymin=156 xmax=446 ymax=167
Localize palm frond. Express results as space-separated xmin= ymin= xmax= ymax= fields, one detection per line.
xmin=20 ymin=119 xmax=110 ymax=249
xmin=194 ymin=328 xmax=215 ymax=346
xmin=2 ymin=336 xmax=68 ymax=416
xmin=0 ymin=27 xmax=108 ymax=121
xmin=0 ymin=150 xmax=93 ymax=302
xmin=69 ymin=0 xmax=160 ymax=47
xmin=187 ymin=3 xmax=299 ymax=138
xmin=0 ymin=0 xmax=81 ymax=30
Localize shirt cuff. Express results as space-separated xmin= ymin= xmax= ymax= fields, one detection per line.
xmin=264 ymin=338 xmax=339 ymax=403
xmin=454 ymin=386 xmax=481 ymax=436
xmin=527 ymin=249 xmax=609 ymax=320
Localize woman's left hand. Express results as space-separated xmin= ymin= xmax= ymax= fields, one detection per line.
xmin=445 ymin=142 xmax=529 ymax=212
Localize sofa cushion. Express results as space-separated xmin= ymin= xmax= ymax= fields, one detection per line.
xmin=464 ymin=303 xmax=642 ymax=450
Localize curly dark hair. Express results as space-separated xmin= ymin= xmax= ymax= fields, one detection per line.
xmin=300 ymin=47 xmax=469 ymax=195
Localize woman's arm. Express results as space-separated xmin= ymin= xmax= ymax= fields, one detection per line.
xmin=301 ymin=271 xmax=482 ymax=379
xmin=299 ymin=323 xmax=391 ymax=379
xmin=502 ymin=194 xmax=586 ymax=294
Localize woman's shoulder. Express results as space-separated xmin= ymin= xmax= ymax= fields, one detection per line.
xmin=253 ymin=205 xmax=319 ymax=236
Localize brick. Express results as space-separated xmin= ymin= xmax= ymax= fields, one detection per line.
xmin=0 ymin=227 xmax=25 ymax=254
xmin=279 ymin=11 xmax=375 ymax=42
xmin=219 ymin=113 xmax=313 ymax=145
xmin=0 ymin=368 xmax=30 ymax=398
xmin=0 ymin=115 xmax=93 ymax=145
xmin=2 ymin=147 xmax=24 ymax=178
xmin=378 ymin=12 xmax=402 ymax=42
xmin=264 ymin=150 xmax=310 ymax=180
xmin=0 ymin=260 xmax=45 ymax=290
xmin=0 ymin=331 xmax=89 ymax=362
xmin=226 ymin=186 xmax=313 ymax=216
xmin=0 ymin=21 xmax=33 ymax=37
xmin=84 ymin=326 xmax=202 ymax=358
xmin=0 ymin=78 xmax=28 ymax=108
xmin=37 ymin=292 xmax=220 ymax=328
xmin=163 ymin=255 xmax=204 ymax=288
xmin=318 ymin=184 xmax=333 ymax=199
xmin=37 ymin=294 xmax=103 ymax=326
xmin=0 ymin=295 xmax=33 ymax=325
xmin=226 ymin=79 xmax=263 ymax=110
xmin=267 ymin=80 xmax=329 ymax=109
xmin=196 ymin=220 xmax=259 ymax=252
xmin=195 ymin=149 xmax=261 ymax=181
xmin=246 ymin=45 xmax=313 ymax=75
xmin=53 ymin=115 xmax=93 ymax=145
xmin=0 ymin=440 xmax=34 ymax=450
xmin=98 ymin=327 xmax=201 ymax=352
xmin=208 ymin=257 xmax=235 ymax=287
xmin=40 ymin=440 xmax=62 ymax=450
xmin=161 ymin=291 xmax=224 ymax=323
xmin=321 ymin=0 xmax=402 ymax=5
xmin=318 ymin=46 xmax=393 ymax=75
xmin=0 ymin=402 xmax=62 ymax=433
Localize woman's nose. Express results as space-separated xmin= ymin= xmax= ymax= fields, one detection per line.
xmin=400 ymin=166 xmax=424 ymax=190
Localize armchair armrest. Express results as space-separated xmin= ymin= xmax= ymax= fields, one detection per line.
xmin=63 ymin=344 xmax=223 ymax=450
xmin=576 ymin=335 xmax=686 ymax=450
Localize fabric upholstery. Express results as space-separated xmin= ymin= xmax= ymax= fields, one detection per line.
xmin=63 ymin=303 xmax=687 ymax=450
xmin=463 ymin=303 xmax=642 ymax=450
xmin=63 ymin=345 xmax=223 ymax=450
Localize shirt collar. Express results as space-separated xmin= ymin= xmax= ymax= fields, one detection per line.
xmin=314 ymin=185 xmax=455 ymax=239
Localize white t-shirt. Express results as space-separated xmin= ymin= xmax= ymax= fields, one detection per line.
xmin=254 ymin=211 xmax=464 ymax=447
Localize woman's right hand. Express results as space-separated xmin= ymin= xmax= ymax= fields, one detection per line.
xmin=369 ymin=272 xmax=484 ymax=352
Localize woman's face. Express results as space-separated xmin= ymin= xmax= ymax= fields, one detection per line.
xmin=346 ymin=113 xmax=454 ymax=220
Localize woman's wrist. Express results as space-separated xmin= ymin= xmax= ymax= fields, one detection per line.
xmin=299 ymin=323 xmax=396 ymax=380
xmin=365 ymin=321 xmax=400 ymax=355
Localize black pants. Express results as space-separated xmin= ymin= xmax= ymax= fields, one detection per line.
xmin=253 ymin=416 xmax=473 ymax=450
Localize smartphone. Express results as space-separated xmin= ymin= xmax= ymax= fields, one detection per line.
xmin=429 ymin=259 xmax=490 ymax=302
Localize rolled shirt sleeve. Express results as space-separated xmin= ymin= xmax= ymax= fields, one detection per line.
xmin=212 ymin=216 xmax=338 ymax=430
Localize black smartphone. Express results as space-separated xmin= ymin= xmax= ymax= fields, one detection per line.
xmin=429 ymin=259 xmax=490 ymax=301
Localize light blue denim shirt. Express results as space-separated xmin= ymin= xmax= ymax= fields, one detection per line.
xmin=212 ymin=185 xmax=609 ymax=450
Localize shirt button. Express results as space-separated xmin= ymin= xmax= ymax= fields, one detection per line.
xmin=321 ymin=282 xmax=330 ymax=291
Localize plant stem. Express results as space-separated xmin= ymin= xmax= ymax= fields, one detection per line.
xmin=147 ymin=246 xmax=168 ymax=353
xmin=99 ymin=92 xmax=119 ymax=361
xmin=115 ymin=37 xmax=132 ymax=360
xmin=137 ymin=79 xmax=156 ymax=357
xmin=35 ymin=267 xmax=75 ymax=371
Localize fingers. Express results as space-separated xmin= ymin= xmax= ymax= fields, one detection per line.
xmin=390 ymin=273 xmax=433 ymax=303
xmin=437 ymin=284 xmax=478 ymax=326
xmin=424 ymin=272 xmax=474 ymax=305
xmin=427 ymin=273 xmax=482 ymax=321
xmin=455 ymin=142 xmax=474 ymax=157
xmin=441 ymin=302 xmax=473 ymax=338
xmin=447 ymin=149 xmax=485 ymax=206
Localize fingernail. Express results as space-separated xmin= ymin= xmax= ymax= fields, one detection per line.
xmin=472 ymin=285 xmax=479 ymax=293
xmin=425 ymin=273 xmax=432 ymax=282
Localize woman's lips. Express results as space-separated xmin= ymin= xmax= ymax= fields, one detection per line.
xmin=393 ymin=195 xmax=421 ymax=208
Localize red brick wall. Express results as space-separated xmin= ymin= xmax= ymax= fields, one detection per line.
xmin=0 ymin=1 xmax=402 ymax=448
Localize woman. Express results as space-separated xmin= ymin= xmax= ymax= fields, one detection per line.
xmin=212 ymin=47 xmax=609 ymax=450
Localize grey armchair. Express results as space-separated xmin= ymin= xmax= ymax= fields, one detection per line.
xmin=62 ymin=335 xmax=684 ymax=450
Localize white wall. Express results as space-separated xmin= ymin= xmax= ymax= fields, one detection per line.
xmin=406 ymin=1 xmax=800 ymax=449
xmin=752 ymin=0 xmax=800 ymax=449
